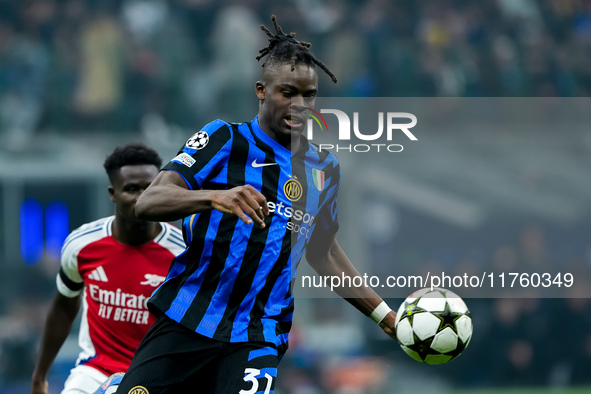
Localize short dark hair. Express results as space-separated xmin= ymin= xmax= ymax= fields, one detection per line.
xmin=103 ymin=143 xmax=162 ymax=179
xmin=257 ymin=15 xmax=337 ymax=83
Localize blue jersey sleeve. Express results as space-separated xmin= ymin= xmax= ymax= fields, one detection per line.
xmin=163 ymin=120 xmax=233 ymax=190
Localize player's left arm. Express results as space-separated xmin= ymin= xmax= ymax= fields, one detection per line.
xmin=306 ymin=232 xmax=397 ymax=340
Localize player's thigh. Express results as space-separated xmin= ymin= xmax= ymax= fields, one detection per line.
xmin=61 ymin=364 xmax=108 ymax=394
xmin=211 ymin=344 xmax=279 ymax=394
xmin=117 ymin=315 xmax=223 ymax=394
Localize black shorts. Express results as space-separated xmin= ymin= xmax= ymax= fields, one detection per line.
xmin=116 ymin=315 xmax=280 ymax=394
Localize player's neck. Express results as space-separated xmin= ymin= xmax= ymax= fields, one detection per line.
xmin=257 ymin=115 xmax=301 ymax=152
xmin=112 ymin=217 xmax=161 ymax=246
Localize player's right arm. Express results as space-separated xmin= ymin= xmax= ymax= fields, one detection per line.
xmin=136 ymin=122 xmax=269 ymax=227
xmin=31 ymin=292 xmax=81 ymax=394
xmin=32 ymin=223 xmax=90 ymax=394
xmin=136 ymin=171 xmax=269 ymax=228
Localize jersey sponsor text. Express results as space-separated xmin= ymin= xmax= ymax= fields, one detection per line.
xmin=89 ymin=284 xmax=151 ymax=325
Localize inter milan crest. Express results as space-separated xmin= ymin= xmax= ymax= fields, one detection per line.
xmin=185 ymin=131 xmax=209 ymax=150
xmin=128 ymin=387 xmax=149 ymax=394
xmin=284 ymin=176 xmax=303 ymax=202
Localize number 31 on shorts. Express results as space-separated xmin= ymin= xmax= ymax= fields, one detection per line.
xmin=240 ymin=368 xmax=273 ymax=394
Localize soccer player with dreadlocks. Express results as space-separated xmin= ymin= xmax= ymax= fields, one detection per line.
xmin=109 ymin=15 xmax=397 ymax=393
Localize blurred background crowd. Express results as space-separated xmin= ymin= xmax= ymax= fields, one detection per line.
xmin=3 ymin=0 xmax=591 ymax=147
xmin=2 ymin=0 xmax=591 ymax=393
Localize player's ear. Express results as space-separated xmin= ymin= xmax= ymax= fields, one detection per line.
xmin=108 ymin=186 xmax=116 ymax=202
xmin=255 ymin=81 xmax=265 ymax=100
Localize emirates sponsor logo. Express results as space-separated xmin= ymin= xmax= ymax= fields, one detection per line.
xmin=88 ymin=284 xmax=151 ymax=325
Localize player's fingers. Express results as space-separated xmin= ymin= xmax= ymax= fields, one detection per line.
xmin=231 ymin=205 xmax=254 ymax=225
xmin=238 ymin=200 xmax=266 ymax=228
xmin=244 ymin=185 xmax=270 ymax=216
xmin=241 ymin=187 xmax=267 ymax=222
xmin=256 ymin=195 xmax=270 ymax=216
xmin=247 ymin=198 xmax=265 ymax=223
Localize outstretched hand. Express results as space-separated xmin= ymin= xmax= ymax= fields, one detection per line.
xmin=211 ymin=185 xmax=270 ymax=228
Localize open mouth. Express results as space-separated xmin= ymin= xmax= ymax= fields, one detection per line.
xmin=284 ymin=114 xmax=305 ymax=128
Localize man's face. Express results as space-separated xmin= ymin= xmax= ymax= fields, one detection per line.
xmin=256 ymin=63 xmax=318 ymax=145
xmin=108 ymin=164 xmax=159 ymax=224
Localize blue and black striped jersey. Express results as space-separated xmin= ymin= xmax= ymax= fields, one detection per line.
xmin=148 ymin=116 xmax=340 ymax=351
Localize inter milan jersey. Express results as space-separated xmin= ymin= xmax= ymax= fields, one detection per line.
xmin=149 ymin=116 xmax=340 ymax=351
xmin=57 ymin=216 xmax=185 ymax=376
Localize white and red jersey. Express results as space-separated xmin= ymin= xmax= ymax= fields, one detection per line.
xmin=56 ymin=216 xmax=185 ymax=377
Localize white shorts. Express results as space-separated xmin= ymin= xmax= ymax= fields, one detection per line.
xmin=61 ymin=364 xmax=109 ymax=394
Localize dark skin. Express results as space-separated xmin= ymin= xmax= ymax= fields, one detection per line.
xmin=31 ymin=164 xmax=161 ymax=394
xmin=108 ymin=164 xmax=163 ymax=245
xmin=30 ymin=294 xmax=79 ymax=394
xmin=256 ymin=62 xmax=318 ymax=151
xmin=135 ymin=63 xmax=396 ymax=340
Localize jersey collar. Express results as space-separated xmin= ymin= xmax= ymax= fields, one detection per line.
xmin=251 ymin=116 xmax=309 ymax=157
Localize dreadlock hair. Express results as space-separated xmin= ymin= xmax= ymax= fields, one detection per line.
xmin=103 ymin=143 xmax=162 ymax=180
xmin=257 ymin=15 xmax=337 ymax=83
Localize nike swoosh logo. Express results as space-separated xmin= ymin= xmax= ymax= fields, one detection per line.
xmin=252 ymin=159 xmax=278 ymax=168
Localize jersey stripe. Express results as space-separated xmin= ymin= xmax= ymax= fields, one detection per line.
xmin=168 ymin=231 xmax=185 ymax=245
xmin=62 ymin=226 xmax=103 ymax=253
xmin=157 ymin=210 xmax=213 ymax=322
xmin=188 ymin=210 xmax=238 ymax=335
xmin=248 ymin=127 xmax=307 ymax=344
xmin=155 ymin=224 xmax=168 ymax=243
xmin=105 ymin=217 xmax=114 ymax=236
xmin=219 ymin=123 xmax=281 ymax=342
xmin=183 ymin=184 xmax=241 ymax=333
xmin=166 ymin=236 xmax=186 ymax=250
